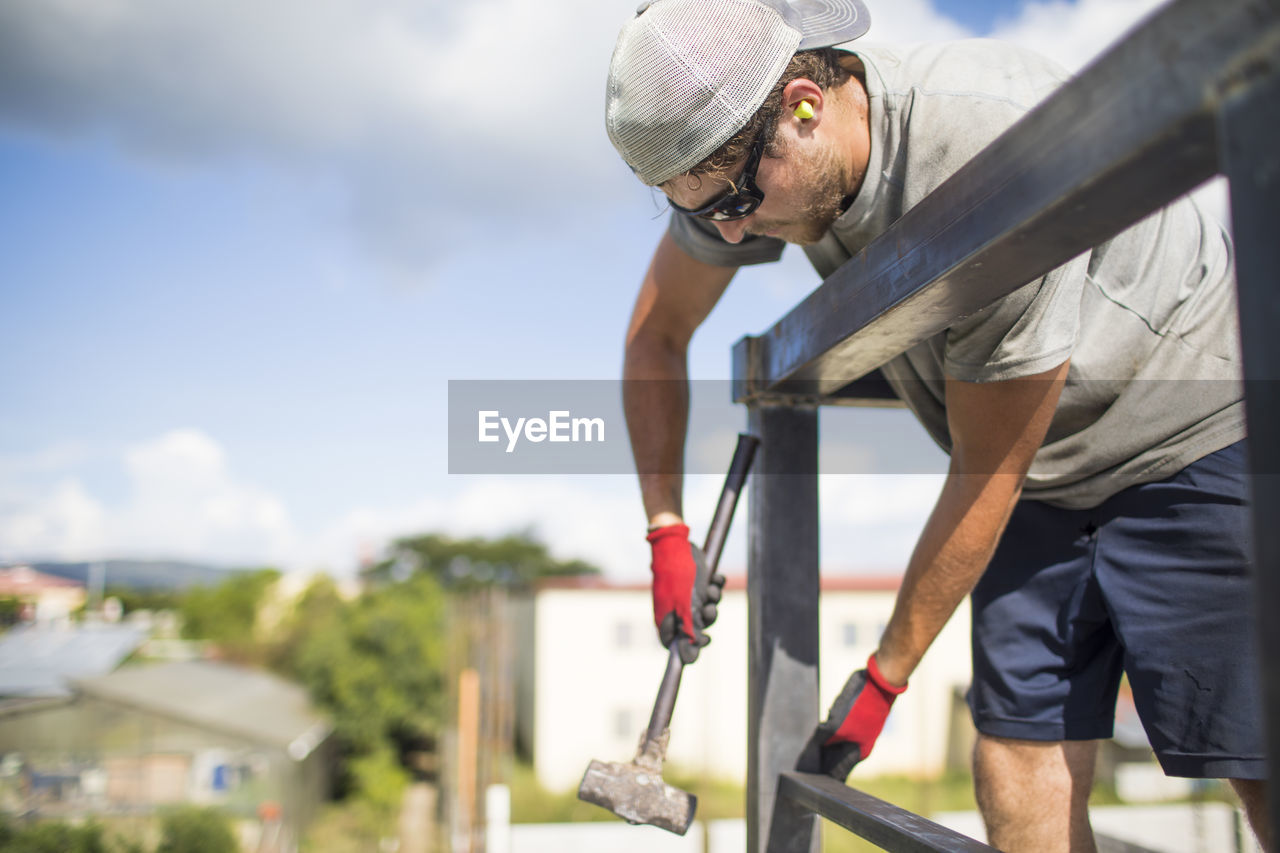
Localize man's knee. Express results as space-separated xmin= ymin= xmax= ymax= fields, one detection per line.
xmin=1230 ymin=778 xmax=1272 ymax=851
xmin=973 ymin=734 xmax=1095 ymax=814
xmin=974 ymin=734 xmax=1099 ymax=853
xmin=975 ymin=734 xmax=1096 ymax=782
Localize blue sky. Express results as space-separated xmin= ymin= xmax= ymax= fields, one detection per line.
xmin=0 ymin=0 xmax=1177 ymax=579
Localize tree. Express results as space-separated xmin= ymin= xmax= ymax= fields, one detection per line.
xmin=106 ymin=587 xmax=182 ymax=615
xmin=366 ymin=531 xmax=599 ymax=589
xmin=279 ymin=573 xmax=446 ymax=757
xmin=0 ymin=818 xmax=127 ymax=853
xmin=179 ymin=568 xmax=280 ymax=661
xmin=155 ymin=806 xmax=237 ymax=853
xmin=0 ymin=596 xmax=22 ymax=627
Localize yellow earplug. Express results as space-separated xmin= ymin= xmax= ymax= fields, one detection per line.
xmin=794 ymin=100 xmax=815 ymax=120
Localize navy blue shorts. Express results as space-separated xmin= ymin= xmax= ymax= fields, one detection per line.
xmin=968 ymin=441 xmax=1265 ymax=779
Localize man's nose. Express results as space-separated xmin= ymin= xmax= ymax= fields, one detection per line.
xmin=713 ymin=218 xmax=750 ymax=244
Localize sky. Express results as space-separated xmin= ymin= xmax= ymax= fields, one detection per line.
xmin=0 ymin=0 xmax=1208 ymax=581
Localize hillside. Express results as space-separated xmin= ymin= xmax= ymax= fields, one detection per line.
xmin=25 ymin=560 xmax=249 ymax=591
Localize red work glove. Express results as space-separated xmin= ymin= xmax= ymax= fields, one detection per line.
xmin=646 ymin=523 xmax=722 ymax=664
xmin=814 ymin=653 xmax=907 ymax=780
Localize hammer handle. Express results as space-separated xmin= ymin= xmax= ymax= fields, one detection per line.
xmin=701 ymin=433 xmax=760 ymax=569
xmin=645 ymin=433 xmax=760 ymax=744
xmin=646 ymin=644 xmax=685 ymax=743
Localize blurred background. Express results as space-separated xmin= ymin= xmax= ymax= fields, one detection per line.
xmin=0 ymin=0 xmax=1243 ymax=851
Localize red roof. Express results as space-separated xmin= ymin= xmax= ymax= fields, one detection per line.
xmin=535 ymin=572 xmax=902 ymax=593
xmin=0 ymin=566 xmax=84 ymax=596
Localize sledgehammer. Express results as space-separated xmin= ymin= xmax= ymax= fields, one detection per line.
xmin=577 ymin=433 xmax=760 ymax=834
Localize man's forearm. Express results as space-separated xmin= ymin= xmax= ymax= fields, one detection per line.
xmin=874 ymin=470 xmax=1025 ymax=686
xmin=875 ymin=363 xmax=1069 ymax=686
xmin=624 ymin=336 xmax=690 ymax=527
xmin=620 ymin=233 xmax=736 ymax=527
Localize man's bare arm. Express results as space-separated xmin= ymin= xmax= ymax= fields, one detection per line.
xmin=874 ymin=360 xmax=1070 ymax=686
xmin=623 ymin=231 xmax=736 ymax=527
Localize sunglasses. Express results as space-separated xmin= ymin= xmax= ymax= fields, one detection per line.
xmin=669 ymin=132 xmax=767 ymax=222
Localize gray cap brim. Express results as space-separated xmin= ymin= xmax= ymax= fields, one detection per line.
xmin=792 ymin=0 xmax=872 ymax=50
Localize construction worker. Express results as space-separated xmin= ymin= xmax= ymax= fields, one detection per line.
xmin=606 ymin=0 xmax=1271 ymax=849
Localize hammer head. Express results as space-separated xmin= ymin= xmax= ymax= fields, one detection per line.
xmin=577 ymin=758 xmax=697 ymax=835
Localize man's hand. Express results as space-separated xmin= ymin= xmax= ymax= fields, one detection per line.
xmin=647 ymin=523 xmax=724 ymax=663
xmin=813 ymin=654 xmax=907 ymax=780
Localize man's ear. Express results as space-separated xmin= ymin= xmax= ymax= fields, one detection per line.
xmin=783 ymin=78 xmax=825 ymax=125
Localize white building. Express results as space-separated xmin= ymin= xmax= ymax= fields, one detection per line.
xmin=0 ymin=566 xmax=86 ymax=624
xmin=514 ymin=574 xmax=973 ymax=792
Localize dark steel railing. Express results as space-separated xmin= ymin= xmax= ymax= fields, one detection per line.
xmin=731 ymin=0 xmax=1280 ymax=849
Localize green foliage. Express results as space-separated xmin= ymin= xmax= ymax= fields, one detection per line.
xmin=155 ymin=806 xmax=237 ymax=853
xmin=106 ymin=587 xmax=183 ymax=614
xmin=269 ymin=574 xmax=344 ymax=672
xmin=279 ymin=573 xmax=446 ymax=755
xmin=346 ymin=746 xmax=410 ymax=826
xmin=367 ymin=531 xmax=599 ymax=589
xmin=0 ymin=817 xmax=113 ymax=853
xmin=0 ymin=596 xmax=22 ymax=627
xmin=508 ymin=761 xmax=747 ymax=824
xmin=301 ymin=800 xmax=397 ymax=853
xmin=509 ymin=763 xmax=981 ymax=832
xmin=278 ymin=577 xmax=434 ymax=847
xmin=802 ymin=773 xmax=979 ymax=853
xmin=179 ymin=568 xmax=280 ymax=660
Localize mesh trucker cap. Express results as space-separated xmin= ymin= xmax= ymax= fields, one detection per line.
xmin=605 ymin=0 xmax=870 ymax=186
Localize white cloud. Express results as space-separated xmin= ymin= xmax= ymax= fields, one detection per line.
xmin=986 ymin=0 xmax=1232 ymax=227
xmin=988 ymin=0 xmax=1164 ymax=71
xmin=0 ymin=0 xmax=1225 ymax=579
xmin=0 ymin=441 xmax=90 ymax=478
xmin=862 ymin=0 xmax=972 ymax=42
xmin=111 ymin=430 xmax=295 ymax=564
xmin=0 ymin=0 xmax=980 ymax=276
xmin=0 ymin=0 xmax=1209 ymax=275
xmin=819 ymin=475 xmax=943 ymax=570
xmin=821 ymin=475 xmax=945 ymax=526
xmin=0 ymin=431 xmax=935 ymax=582
xmin=306 ymin=476 xmax=652 ymax=579
xmin=0 ymin=479 xmax=106 ymax=562
xmin=0 ymin=0 xmax=642 ymax=272
xmin=0 ymin=430 xmax=296 ymax=567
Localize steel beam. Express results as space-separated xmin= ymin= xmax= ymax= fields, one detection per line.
xmin=826 ymin=370 xmax=904 ymax=408
xmin=733 ymin=0 xmax=1280 ymax=400
xmin=778 ymin=772 xmax=997 ymax=852
xmin=1219 ymin=62 xmax=1280 ymax=846
xmin=747 ymin=405 xmax=821 ymax=853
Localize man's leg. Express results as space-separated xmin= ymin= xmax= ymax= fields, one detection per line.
xmin=973 ymin=734 xmax=1099 ymax=853
xmin=1230 ymin=778 xmax=1272 ymax=851
xmin=967 ymin=497 xmax=1119 ymax=852
xmin=1095 ymin=443 xmax=1268 ymax=848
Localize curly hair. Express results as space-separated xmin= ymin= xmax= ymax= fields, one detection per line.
xmin=676 ymin=47 xmax=852 ymax=188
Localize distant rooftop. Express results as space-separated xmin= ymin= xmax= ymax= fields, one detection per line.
xmin=0 ymin=565 xmax=83 ymax=595
xmin=535 ymin=573 xmax=903 ymax=593
xmin=74 ymin=660 xmax=331 ymax=757
xmin=0 ymin=623 xmax=145 ymax=698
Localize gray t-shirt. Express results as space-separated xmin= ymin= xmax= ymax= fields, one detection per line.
xmin=670 ymin=40 xmax=1244 ymax=509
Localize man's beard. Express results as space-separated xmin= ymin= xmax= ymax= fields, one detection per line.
xmin=748 ymin=141 xmax=851 ymax=246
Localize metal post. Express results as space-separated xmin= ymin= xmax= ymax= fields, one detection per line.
xmin=1219 ymin=65 xmax=1280 ymax=844
xmin=747 ymin=404 xmax=821 ymax=853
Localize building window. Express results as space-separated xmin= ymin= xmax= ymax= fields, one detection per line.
xmin=614 ymin=709 xmax=633 ymax=740
xmin=842 ymin=622 xmax=859 ymax=647
xmin=615 ymin=622 xmax=633 ymax=648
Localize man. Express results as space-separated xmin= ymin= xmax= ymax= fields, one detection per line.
xmin=605 ymin=0 xmax=1271 ymax=850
